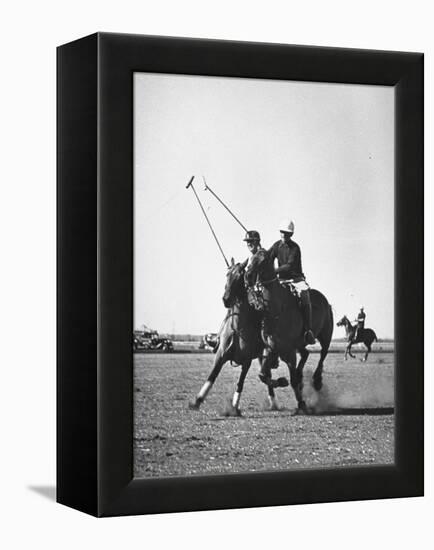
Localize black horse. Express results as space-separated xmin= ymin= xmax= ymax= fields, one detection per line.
xmin=189 ymin=261 xmax=287 ymax=415
xmin=245 ymin=252 xmax=334 ymax=414
xmin=336 ymin=315 xmax=377 ymax=361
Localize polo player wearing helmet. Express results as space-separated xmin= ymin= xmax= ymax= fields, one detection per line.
xmin=267 ymin=219 xmax=316 ymax=345
xmin=240 ymin=230 xmax=267 ymax=270
xmin=212 ymin=230 xmax=266 ymax=354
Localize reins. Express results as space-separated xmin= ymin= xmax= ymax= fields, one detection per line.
xmin=258 ymin=277 xmax=278 ymax=287
xmin=228 ymin=307 xmax=240 ymax=331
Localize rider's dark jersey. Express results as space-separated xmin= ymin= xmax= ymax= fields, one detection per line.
xmin=268 ymin=239 xmax=304 ymax=281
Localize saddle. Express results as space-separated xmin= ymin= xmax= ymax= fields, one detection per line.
xmin=247 ymin=279 xmax=301 ymax=312
xmin=351 ymin=327 xmax=365 ymax=343
xmin=278 ymin=279 xmax=300 ymax=298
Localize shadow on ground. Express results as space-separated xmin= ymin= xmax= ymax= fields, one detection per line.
xmin=28 ymin=486 xmax=56 ymax=501
xmin=314 ymin=407 xmax=394 ymax=416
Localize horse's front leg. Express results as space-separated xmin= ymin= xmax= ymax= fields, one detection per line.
xmin=257 ymin=355 xmax=280 ymax=410
xmin=347 ymin=342 xmax=356 ymax=359
xmin=229 ymin=361 xmax=251 ymax=416
xmin=258 ymin=349 xmax=288 ymax=389
xmin=189 ymin=348 xmax=227 ymax=410
xmin=361 ymin=344 xmax=371 ymax=362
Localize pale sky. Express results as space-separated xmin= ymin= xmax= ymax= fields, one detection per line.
xmin=134 ymin=73 xmax=394 ymax=338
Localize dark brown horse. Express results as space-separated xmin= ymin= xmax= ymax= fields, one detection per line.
xmin=336 ymin=315 xmax=377 ymax=361
xmin=245 ymin=252 xmax=334 ymax=413
xmin=189 ymin=260 xmax=286 ymax=415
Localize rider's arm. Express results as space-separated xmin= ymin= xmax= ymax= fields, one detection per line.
xmin=267 ymin=241 xmax=278 ymax=261
xmin=267 ymin=242 xmax=280 ymax=272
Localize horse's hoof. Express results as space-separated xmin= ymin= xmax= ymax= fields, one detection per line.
xmin=188 ymin=401 xmax=200 ymax=410
xmin=268 ymin=400 xmax=279 ymax=411
xmin=292 ymin=401 xmax=308 ymax=415
xmin=275 ymin=377 xmax=289 ymax=388
xmin=223 ymin=405 xmax=243 ymax=417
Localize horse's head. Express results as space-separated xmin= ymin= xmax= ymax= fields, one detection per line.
xmin=244 ymin=250 xmax=274 ymax=287
xmin=223 ymin=259 xmax=246 ymax=308
xmin=336 ymin=315 xmax=348 ymax=327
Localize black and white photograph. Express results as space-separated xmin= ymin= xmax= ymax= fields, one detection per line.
xmin=133 ymin=73 xmax=395 ymax=478
xmin=3 ymin=0 xmax=430 ymax=544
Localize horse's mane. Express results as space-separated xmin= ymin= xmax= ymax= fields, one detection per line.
xmin=225 ymin=262 xmax=247 ymax=302
xmin=229 ymin=262 xmax=245 ymax=277
xmin=340 ymin=315 xmax=355 ymax=329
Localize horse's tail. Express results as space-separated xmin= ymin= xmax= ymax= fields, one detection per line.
xmin=366 ymin=329 xmax=377 ymax=343
xmin=328 ymin=303 xmax=334 ymax=326
xmin=324 ymin=303 xmax=334 ymax=347
xmin=216 ymin=317 xmax=238 ymax=358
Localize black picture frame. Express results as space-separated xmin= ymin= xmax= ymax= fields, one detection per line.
xmin=57 ymin=32 xmax=423 ymax=517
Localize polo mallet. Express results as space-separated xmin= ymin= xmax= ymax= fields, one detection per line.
xmin=203 ymin=176 xmax=248 ymax=232
xmin=186 ymin=176 xmax=230 ymax=268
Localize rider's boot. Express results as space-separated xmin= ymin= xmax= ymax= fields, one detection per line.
xmin=354 ymin=326 xmax=362 ymax=342
xmin=300 ymin=290 xmax=316 ymax=345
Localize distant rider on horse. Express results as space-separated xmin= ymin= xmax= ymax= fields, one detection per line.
xmin=267 ymin=220 xmax=316 ymax=345
xmin=353 ymin=307 xmax=366 ymax=342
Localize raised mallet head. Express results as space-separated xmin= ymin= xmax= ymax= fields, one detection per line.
xmin=186 ymin=176 xmax=195 ymax=189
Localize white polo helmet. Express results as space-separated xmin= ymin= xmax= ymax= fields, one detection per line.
xmin=279 ymin=219 xmax=295 ymax=233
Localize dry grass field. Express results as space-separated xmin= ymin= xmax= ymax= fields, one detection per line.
xmin=133 ymin=350 xmax=394 ymax=478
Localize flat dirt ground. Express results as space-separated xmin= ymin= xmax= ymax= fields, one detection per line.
xmin=134 ymin=351 xmax=394 ymax=478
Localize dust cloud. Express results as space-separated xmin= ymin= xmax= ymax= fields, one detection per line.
xmin=305 ymin=378 xmax=394 ymax=413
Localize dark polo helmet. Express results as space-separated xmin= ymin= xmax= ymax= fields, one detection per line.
xmin=243 ymin=230 xmax=261 ymax=242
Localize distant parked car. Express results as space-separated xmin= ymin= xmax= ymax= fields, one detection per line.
xmin=199 ymin=332 xmax=218 ymax=351
xmin=133 ymin=334 xmax=144 ymax=351
xmin=133 ymin=328 xmax=174 ymax=351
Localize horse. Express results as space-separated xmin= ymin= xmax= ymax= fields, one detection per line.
xmin=245 ymin=252 xmax=334 ymax=414
xmin=336 ymin=315 xmax=377 ymax=361
xmin=189 ymin=260 xmax=287 ymax=415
